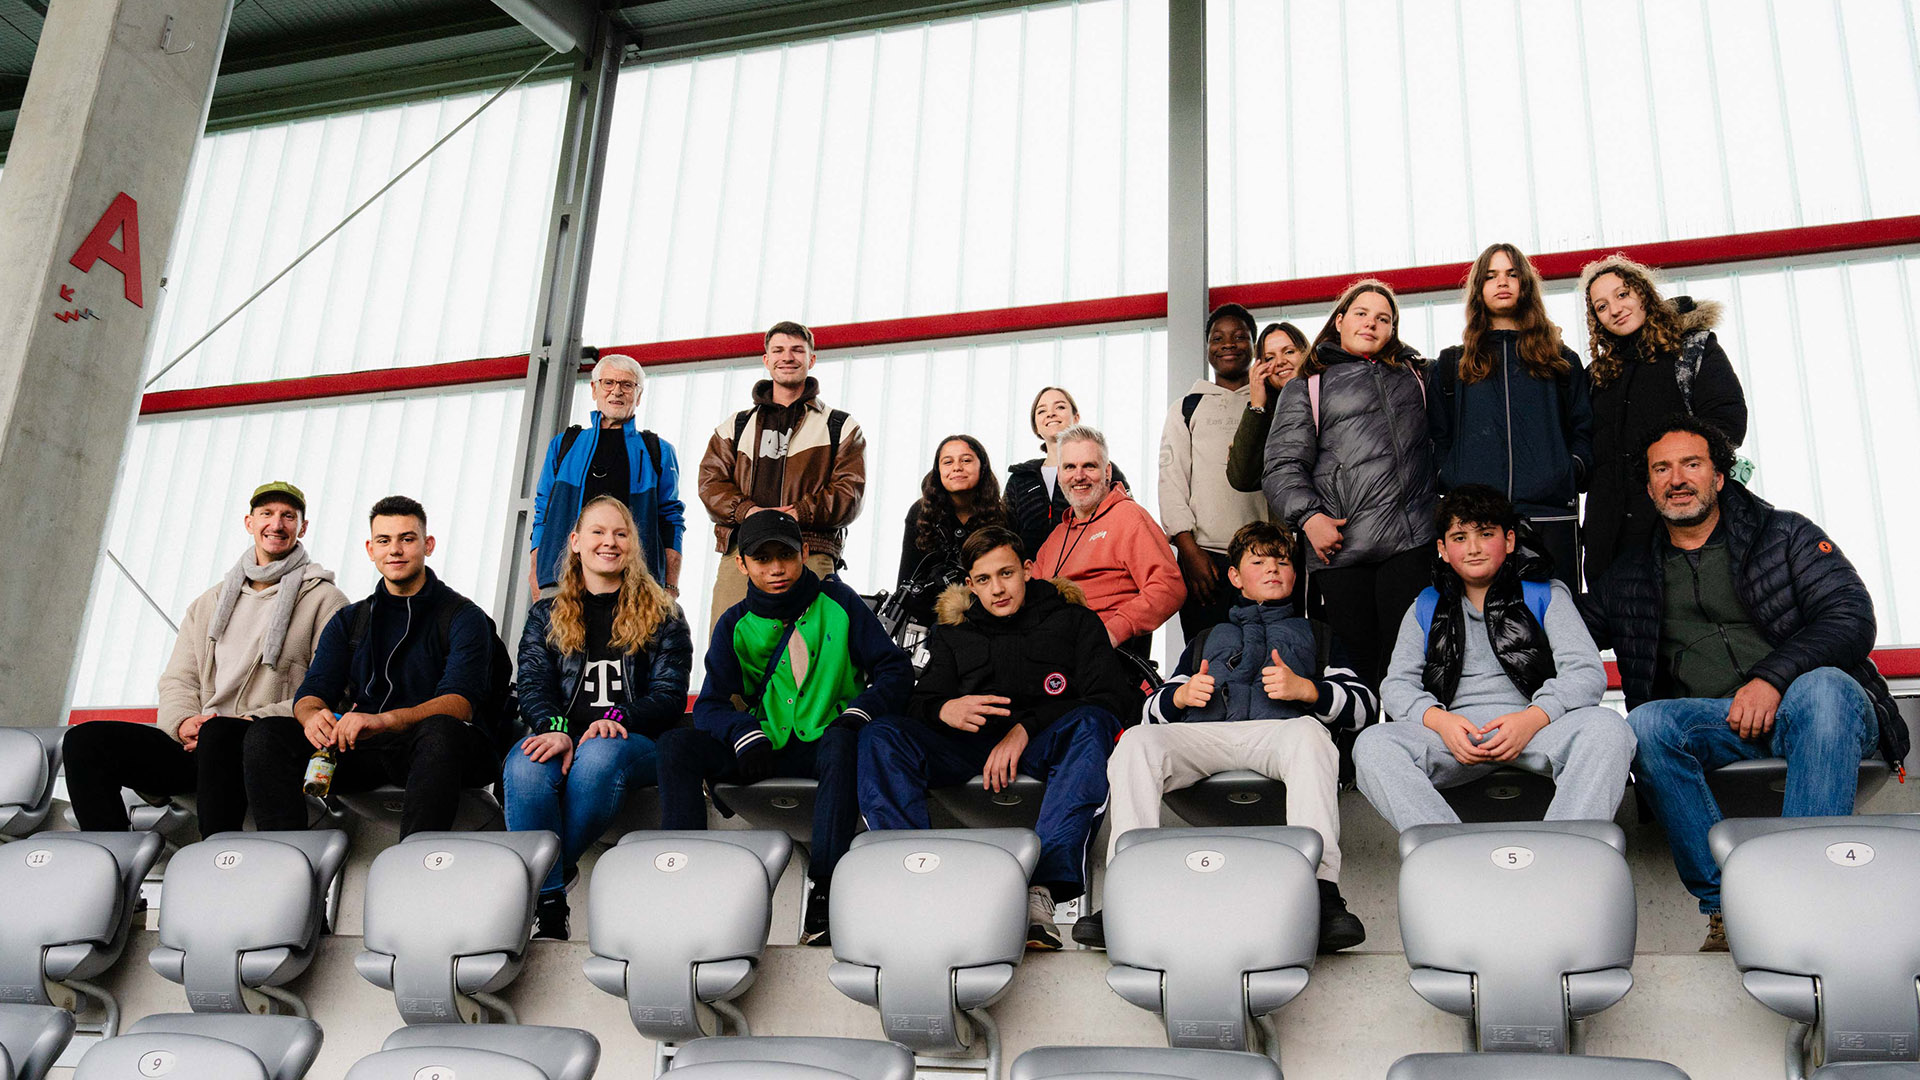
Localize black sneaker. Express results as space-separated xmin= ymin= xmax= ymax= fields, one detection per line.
xmin=802 ymin=887 xmax=832 ymax=946
xmin=1317 ymin=880 xmax=1366 ymax=953
xmin=533 ymin=893 xmax=569 ymax=941
xmin=1070 ymin=909 xmax=1106 ymax=949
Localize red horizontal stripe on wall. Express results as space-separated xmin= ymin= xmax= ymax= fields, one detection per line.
xmin=137 ymin=216 xmax=1920 ymax=416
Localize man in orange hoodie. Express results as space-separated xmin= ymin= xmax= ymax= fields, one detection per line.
xmin=1033 ymin=425 xmax=1186 ymax=656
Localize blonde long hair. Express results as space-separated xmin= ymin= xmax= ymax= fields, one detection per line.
xmin=547 ymin=495 xmax=673 ymax=656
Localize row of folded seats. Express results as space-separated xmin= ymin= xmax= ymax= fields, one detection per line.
xmin=5 ymin=813 xmax=1920 ymax=1080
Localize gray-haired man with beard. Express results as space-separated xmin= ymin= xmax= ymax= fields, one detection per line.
xmin=1582 ymin=416 xmax=1905 ymax=952
xmin=63 ymin=482 xmax=350 ymax=837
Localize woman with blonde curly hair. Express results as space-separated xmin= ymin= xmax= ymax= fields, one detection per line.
xmin=1579 ymin=255 xmax=1748 ymax=585
xmin=505 ymin=495 xmax=692 ymax=939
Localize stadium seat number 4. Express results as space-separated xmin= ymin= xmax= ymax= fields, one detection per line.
xmin=1826 ymin=842 xmax=1874 ymax=867
xmin=1491 ymin=846 xmax=1535 ymax=870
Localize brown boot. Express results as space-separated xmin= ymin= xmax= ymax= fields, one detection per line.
xmin=1699 ymin=912 xmax=1728 ymax=952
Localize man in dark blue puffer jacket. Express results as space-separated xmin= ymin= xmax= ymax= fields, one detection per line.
xmin=1583 ymin=416 xmax=1907 ymax=952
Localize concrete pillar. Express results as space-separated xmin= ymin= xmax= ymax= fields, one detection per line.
xmin=1167 ymin=0 xmax=1208 ymax=400
xmin=0 ymin=0 xmax=235 ymax=726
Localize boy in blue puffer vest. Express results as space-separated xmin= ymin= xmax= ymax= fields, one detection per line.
xmin=1355 ymin=485 xmax=1635 ymax=832
xmin=1080 ymin=520 xmax=1378 ymax=954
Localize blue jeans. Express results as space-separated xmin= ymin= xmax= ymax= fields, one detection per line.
xmin=503 ymin=731 xmax=659 ymax=895
xmin=857 ymin=706 xmax=1122 ymax=901
xmin=1628 ymin=667 xmax=1877 ymax=912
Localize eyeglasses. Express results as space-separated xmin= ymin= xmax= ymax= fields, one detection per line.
xmin=595 ymin=379 xmax=638 ymax=393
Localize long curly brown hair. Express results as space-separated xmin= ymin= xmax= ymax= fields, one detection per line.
xmin=915 ymin=435 xmax=1009 ymax=552
xmin=1303 ymin=279 xmax=1412 ymax=374
xmin=1459 ymin=243 xmax=1569 ymax=383
xmin=547 ymin=496 xmax=674 ymax=656
xmin=1580 ymin=254 xmax=1687 ymax=389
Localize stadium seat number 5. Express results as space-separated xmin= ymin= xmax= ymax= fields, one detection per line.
xmin=1186 ymin=850 xmax=1225 ymax=873
xmin=1826 ymin=842 xmax=1874 ymax=867
xmin=1492 ymin=846 xmax=1535 ymax=870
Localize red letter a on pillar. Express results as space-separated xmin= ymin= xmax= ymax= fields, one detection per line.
xmin=69 ymin=192 xmax=143 ymax=308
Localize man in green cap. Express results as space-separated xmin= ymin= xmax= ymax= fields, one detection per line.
xmin=63 ymin=481 xmax=349 ymax=837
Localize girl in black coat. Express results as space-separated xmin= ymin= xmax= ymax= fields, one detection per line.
xmin=1005 ymin=386 xmax=1129 ymax=556
xmin=1578 ymin=254 xmax=1749 ymax=586
xmin=895 ymin=434 xmax=1011 ymax=625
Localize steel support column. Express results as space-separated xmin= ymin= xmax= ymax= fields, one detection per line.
xmin=494 ymin=16 xmax=623 ymax=637
xmin=1167 ymin=0 xmax=1208 ymax=402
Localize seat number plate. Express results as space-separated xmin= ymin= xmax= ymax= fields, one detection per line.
xmin=1492 ymin=846 xmax=1535 ymax=870
xmin=22 ymin=849 xmax=52 ymax=868
xmin=1186 ymin=850 xmax=1226 ymax=873
xmin=655 ymin=851 xmax=689 ymax=872
xmin=413 ymin=1068 xmax=456 ymax=1080
xmin=905 ymin=852 xmax=941 ymax=873
xmin=213 ymin=850 xmax=244 ymax=870
xmin=1826 ymin=842 xmax=1875 ymax=867
xmin=423 ymin=851 xmax=455 ymax=871
xmin=138 ymin=1051 xmax=176 ymax=1076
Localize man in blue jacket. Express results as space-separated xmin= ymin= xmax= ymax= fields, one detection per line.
xmin=529 ymin=352 xmax=685 ymax=598
xmin=244 ymin=495 xmax=505 ymax=838
xmin=655 ymin=510 xmax=912 ymax=945
xmin=1584 ymin=417 xmax=1906 ymax=951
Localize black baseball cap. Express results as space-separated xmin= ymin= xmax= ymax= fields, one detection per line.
xmin=735 ymin=509 xmax=804 ymax=556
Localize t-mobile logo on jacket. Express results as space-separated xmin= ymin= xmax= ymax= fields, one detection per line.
xmin=582 ymin=659 xmax=624 ymax=707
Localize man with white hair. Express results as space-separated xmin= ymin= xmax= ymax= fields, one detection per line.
xmin=1033 ymin=424 xmax=1185 ymax=655
xmin=530 ymin=351 xmax=685 ymax=598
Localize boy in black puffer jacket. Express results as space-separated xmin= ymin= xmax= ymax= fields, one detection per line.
xmin=858 ymin=526 xmax=1143 ymax=952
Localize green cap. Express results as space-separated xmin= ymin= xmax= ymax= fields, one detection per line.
xmin=250 ymin=480 xmax=307 ymax=512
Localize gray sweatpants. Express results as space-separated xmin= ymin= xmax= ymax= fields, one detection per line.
xmin=1352 ymin=706 xmax=1637 ymax=832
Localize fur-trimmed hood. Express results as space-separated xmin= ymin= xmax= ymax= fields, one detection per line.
xmin=1674 ymin=296 xmax=1722 ymax=334
xmin=934 ymin=576 xmax=1087 ymax=626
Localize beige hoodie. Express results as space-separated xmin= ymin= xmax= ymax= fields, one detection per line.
xmin=155 ymin=567 xmax=350 ymax=742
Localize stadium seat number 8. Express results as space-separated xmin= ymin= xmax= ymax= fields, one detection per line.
xmin=905 ymin=852 xmax=941 ymax=873
xmin=1186 ymin=850 xmax=1226 ymax=873
xmin=138 ymin=1050 xmax=176 ymax=1076
xmin=655 ymin=852 xmax=689 ymax=873
xmin=1826 ymin=842 xmax=1875 ymax=867
xmin=1491 ymin=846 xmax=1535 ymax=870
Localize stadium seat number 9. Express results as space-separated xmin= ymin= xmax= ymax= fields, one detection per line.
xmin=138 ymin=1051 xmax=176 ymax=1076
xmin=423 ymin=851 xmax=455 ymax=871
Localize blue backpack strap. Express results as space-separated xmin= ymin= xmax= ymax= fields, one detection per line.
xmin=1521 ymin=580 xmax=1552 ymax=626
xmin=1413 ymin=587 xmax=1440 ymax=642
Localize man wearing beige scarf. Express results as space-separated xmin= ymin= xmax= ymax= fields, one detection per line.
xmin=63 ymin=482 xmax=348 ymax=837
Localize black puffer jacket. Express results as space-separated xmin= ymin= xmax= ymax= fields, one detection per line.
xmin=1261 ymin=342 xmax=1437 ymax=568
xmin=1423 ymin=545 xmax=1556 ymax=705
xmin=1005 ymin=458 xmax=1129 ymax=557
xmin=1582 ymin=482 xmax=1906 ymax=764
xmin=1584 ymin=299 xmax=1747 ymax=586
xmin=516 ymin=597 xmax=693 ymax=739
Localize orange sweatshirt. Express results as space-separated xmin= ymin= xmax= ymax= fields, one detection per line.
xmin=1032 ymin=484 xmax=1186 ymax=645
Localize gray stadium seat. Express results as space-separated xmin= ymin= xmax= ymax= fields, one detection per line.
xmin=334 ymin=785 xmax=504 ymax=832
xmin=345 ymin=1024 xmax=598 ymax=1080
xmin=73 ymin=1013 xmax=321 ymax=1080
xmin=1439 ymin=766 xmax=1558 ymax=822
xmin=1102 ymin=827 xmax=1320 ymax=1061
xmin=1386 ymin=1053 xmax=1692 ymax=1078
xmin=827 ymin=829 xmax=1038 ymax=1076
xmin=1012 ymin=1045 xmax=1283 ymax=1079
xmin=671 ymin=1035 xmax=914 ymax=1080
xmin=710 ymin=778 xmax=817 ymax=842
xmin=927 ymin=775 xmax=1047 ymax=829
xmin=1707 ymin=759 xmax=1891 ymax=819
xmin=0 ymin=1005 xmax=75 ymax=1080
xmin=0 ymin=831 xmax=163 ymax=1037
xmin=354 ymin=830 xmax=559 ymax=1025
xmin=1161 ymin=771 xmax=1289 ymax=828
xmin=148 ymin=830 xmax=349 ymax=1016
xmin=0 ymin=728 xmax=64 ymax=839
xmin=1712 ymin=815 xmax=1920 ymax=1077
xmin=1398 ymin=821 xmax=1636 ymax=1054
xmin=582 ymin=829 xmax=791 ymax=1042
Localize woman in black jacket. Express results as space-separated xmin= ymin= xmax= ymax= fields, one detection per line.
xmin=1262 ymin=278 xmax=1437 ymax=688
xmin=1579 ymin=254 xmax=1748 ymax=586
xmin=505 ymin=495 xmax=692 ymax=939
xmin=895 ymin=434 xmax=1011 ymax=625
xmin=1430 ymin=243 xmax=1593 ymax=585
xmin=1227 ymin=321 xmax=1309 ymax=492
xmin=1006 ymin=386 xmax=1129 ymax=555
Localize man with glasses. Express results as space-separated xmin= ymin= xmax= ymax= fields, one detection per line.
xmin=530 ymin=352 xmax=685 ymax=599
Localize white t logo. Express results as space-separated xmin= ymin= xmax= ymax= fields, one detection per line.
xmin=583 ymin=659 xmax=624 ymax=707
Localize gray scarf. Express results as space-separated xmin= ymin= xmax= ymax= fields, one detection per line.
xmin=208 ymin=544 xmax=309 ymax=667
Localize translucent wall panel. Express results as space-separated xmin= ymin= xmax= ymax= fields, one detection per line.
xmin=1251 ymin=247 xmax=1920 ymax=644
xmin=582 ymin=0 xmax=1169 ymax=346
xmin=579 ymin=325 xmax=1170 ymax=677
xmin=72 ymin=388 xmax=524 ymax=705
xmin=1209 ymin=0 xmax=1920 ymax=285
xmin=141 ymin=80 xmax=568 ymax=393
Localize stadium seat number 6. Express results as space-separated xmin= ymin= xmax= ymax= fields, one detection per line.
xmin=1492 ymin=846 xmax=1535 ymax=870
xmin=1826 ymin=842 xmax=1874 ymax=867
xmin=1186 ymin=850 xmax=1226 ymax=873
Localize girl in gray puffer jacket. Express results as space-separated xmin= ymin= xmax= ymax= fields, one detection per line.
xmin=1261 ymin=279 xmax=1437 ymax=688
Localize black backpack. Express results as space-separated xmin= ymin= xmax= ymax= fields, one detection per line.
xmin=732 ymin=406 xmax=850 ymax=469
xmin=346 ymin=592 xmax=522 ymax=753
xmin=557 ymin=425 xmax=663 ymax=475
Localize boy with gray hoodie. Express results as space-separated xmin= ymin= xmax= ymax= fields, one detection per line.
xmin=1355 ymin=485 xmax=1635 ymax=830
